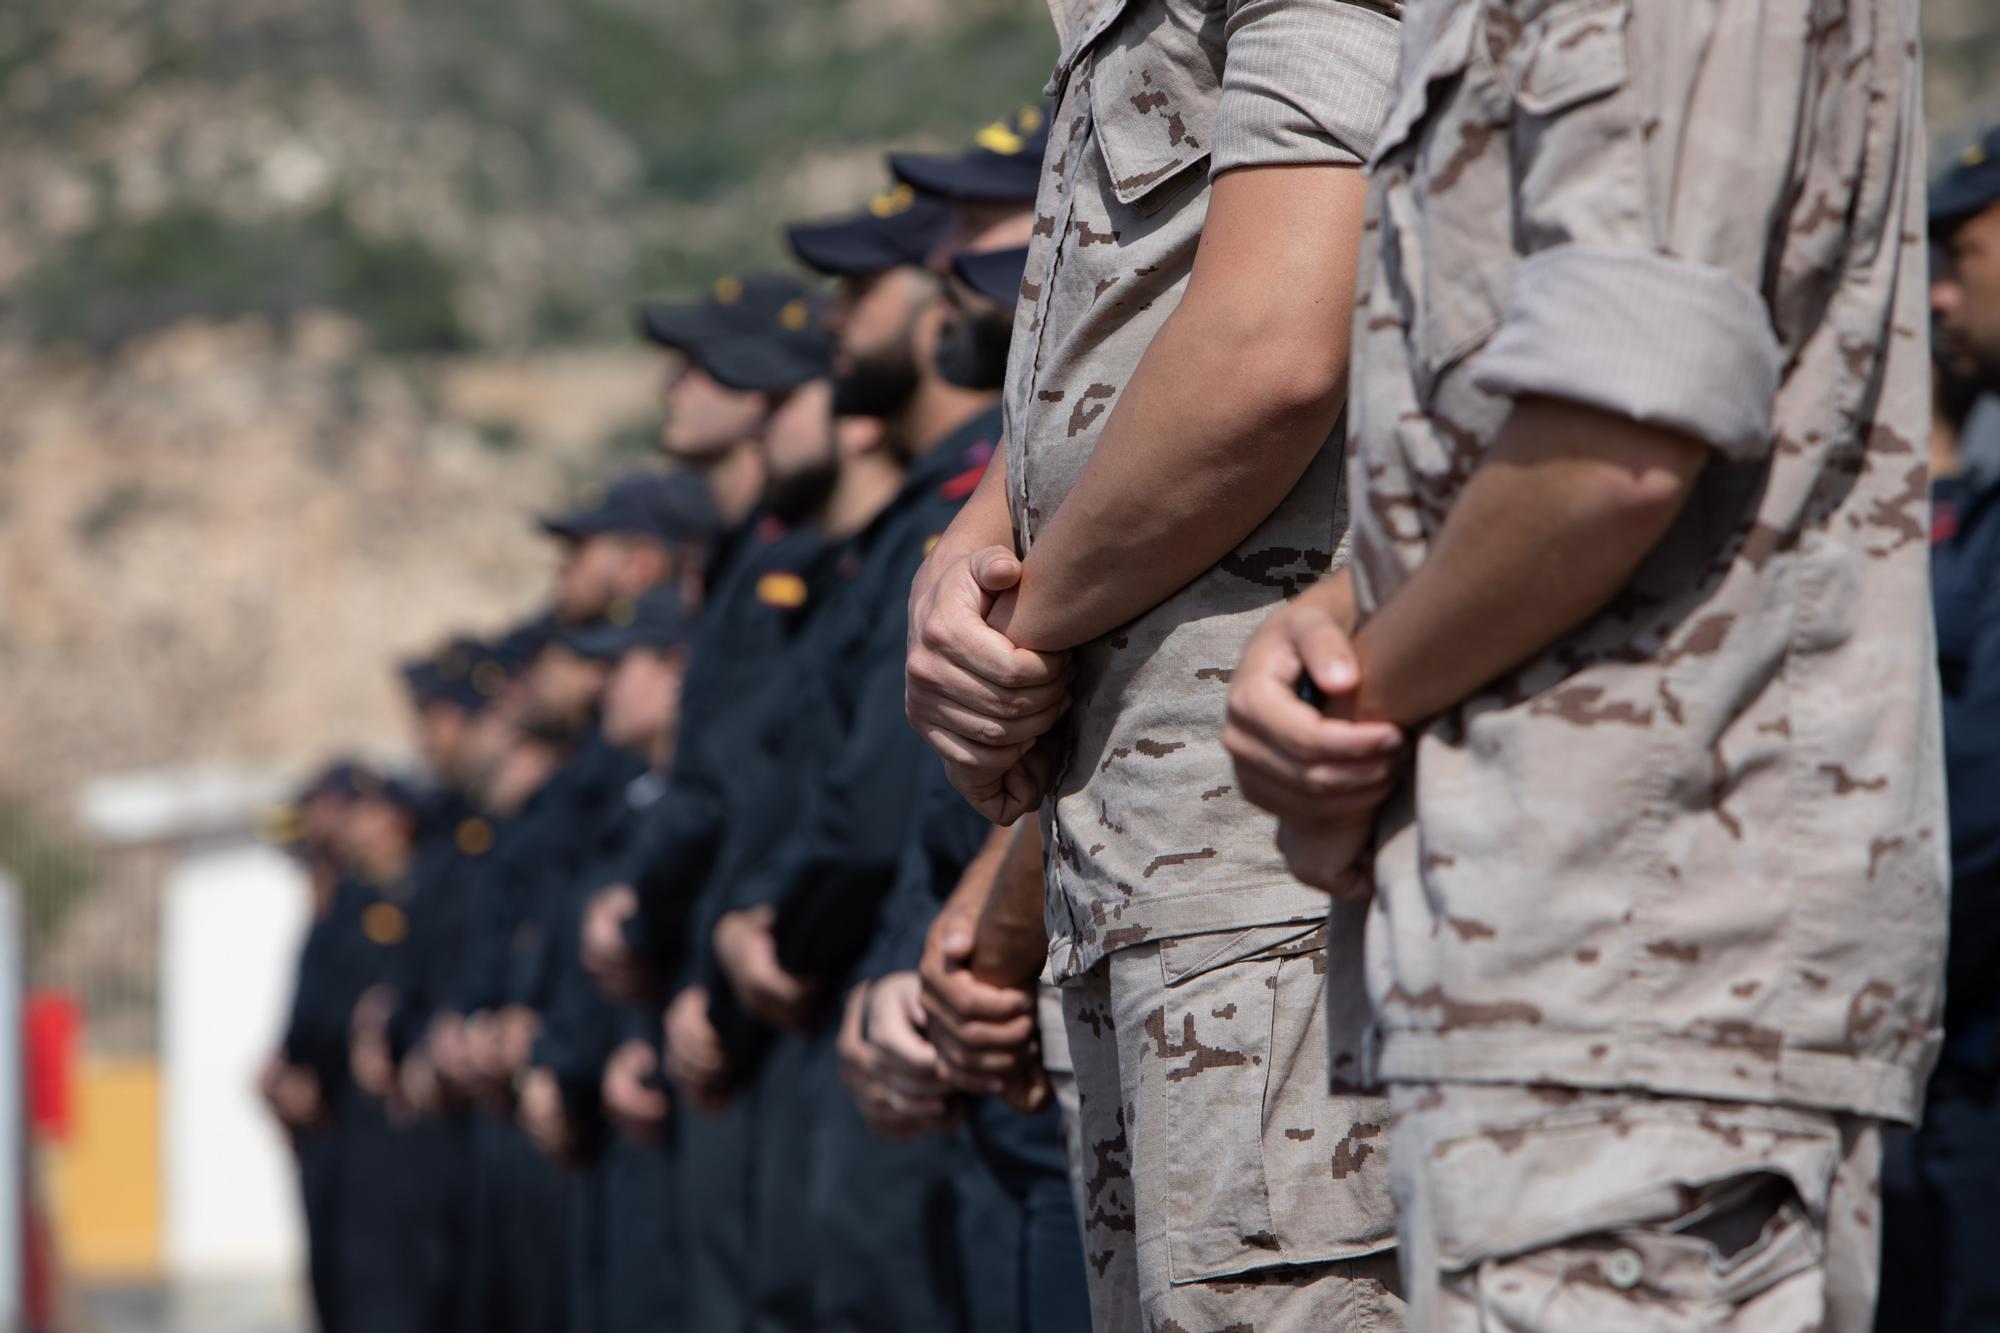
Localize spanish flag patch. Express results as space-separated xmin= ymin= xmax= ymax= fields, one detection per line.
xmin=939 ymin=462 xmax=987 ymax=501
xmin=757 ymin=571 xmax=809 ymax=609
xmin=363 ymin=903 xmax=408 ymax=947
xmin=457 ymin=817 xmax=494 ymax=856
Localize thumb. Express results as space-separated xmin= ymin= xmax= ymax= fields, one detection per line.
xmin=939 ymin=926 xmax=975 ymax=964
xmin=969 ymin=546 xmax=1023 ymax=595
xmin=1294 ymin=609 xmax=1360 ymax=696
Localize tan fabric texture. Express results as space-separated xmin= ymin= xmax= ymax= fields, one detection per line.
xmin=1010 ymin=0 xmax=1403 ymax=984
xmin=1059 ymin=921 xmax=1404 ymax=1331
xmin=1388 ymin=1083 xmax=1883 ymax=1331
xmin=1038 ymin=980 xmax=1090 ymax=1231
xmin=1347 ymin=0 xmax=1948 ymax=1121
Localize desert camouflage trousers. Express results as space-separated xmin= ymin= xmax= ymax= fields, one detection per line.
xmin=1388 ymin=1082 xmax=1884 ymax=1332
xmin=1059 ymin=921 xmax=1404 ymax=1332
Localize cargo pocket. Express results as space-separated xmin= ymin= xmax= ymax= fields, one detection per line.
xmin=1505 ymin=0 xmax=1628 ymax=116
xmin=1422 ymin=1097 xmax=1841 ymax=1320
xmin=1504 ymin=0 xmax=1639 ymax=248
xmin=1152 ymin=923 xmax=1324 ymax=1282
xmin=1454 ymin=1172 xmax=1825 ymax=1324
xmin=1087 ymin=0 xmax=1226 ymax=215
xmin=1370 ymin=3 xmax=1514 ymax=398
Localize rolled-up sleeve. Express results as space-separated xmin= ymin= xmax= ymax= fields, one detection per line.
xmin=1213 ymin=0 xmax=1402 ymax=174
xmin=1475 ymin=248 xmax=1783 ymax=460
xmin=1469 ymin=0 xmax=1813 ymax=462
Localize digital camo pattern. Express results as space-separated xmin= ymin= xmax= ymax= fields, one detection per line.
xmin=1008 ymin=0 xmax=1402 ymax=983
xmin=1387 ymin=1083 xmax=1882 ymax=1331
xmin=1060 ymin=922 xmax=1403 ymax=1331
xmin=1347 ymin=0 xmax=1949 ymax=1122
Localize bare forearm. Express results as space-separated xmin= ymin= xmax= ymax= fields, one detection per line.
xmin=970 ymin=819 xmax=1047 ymax=986
xmin=1354 ymin=400 xmax=1706 ymax=726
xmin=1004 ymin=166 xmax=1368 ymax=653
xmin=940 ymin=823 xmax=1013 ymax=921
xmin=1008 ymin=321 xmax=1344 ymax=650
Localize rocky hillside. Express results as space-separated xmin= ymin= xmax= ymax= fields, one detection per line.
xmin=0 ymin=0 xmax=1058 ymax=352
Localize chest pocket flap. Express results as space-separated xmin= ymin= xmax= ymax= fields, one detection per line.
xmin=1086 ymin=0 xmax=1226 ymax=212
xmin=1368 ymin=0 xmax=1477 ymax=170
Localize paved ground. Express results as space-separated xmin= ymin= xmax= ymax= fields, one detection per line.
xmin=79 ymin=1279 xmax=307 ymax=1333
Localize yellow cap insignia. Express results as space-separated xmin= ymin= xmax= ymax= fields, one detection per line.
xmin=714 ymin=275 xmax=743 ymax=304
xmin=1967 ymin=144 xmax=1988 ymax=167
xmin=457 ymin=817 xmax=494 ymax=856
xmin=923 ymin=533 xmax=942 ymax=556
xmin=264 ymin=804 xmax=305 ymax=844
xmin=757 ymin=571 xmax=809 ymax=609
xmin=778 ymin=299 xmax=810 ymax=331
xmin=609 ymin=597 xmax=637 ymax=627
xmin=362 ymin=903 xmax=408 ymax=946
xmin=1018 ymin=106 xmax=1043 ymax=134
xmin=975 ymin=119 xmax=1025 ymax=156
xmin=869 ymin=184 xmax=917 ymax=218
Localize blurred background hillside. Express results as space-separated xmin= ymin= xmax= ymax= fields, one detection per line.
xmin=0 ymin=0 xmax=1059 ymax=1052
xmin=0 ymin=0 xmax=1996 ymax=1323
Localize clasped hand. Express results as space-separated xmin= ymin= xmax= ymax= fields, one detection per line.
xmin=906 ymin=546 xmax=1071 ymax=825
xmin=1222 ymin=589 xmax=1407 ymax=900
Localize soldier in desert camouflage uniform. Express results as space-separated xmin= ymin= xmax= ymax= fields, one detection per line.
xmin=904 ymin=0 xmax=1407 ymax=1328
xmin=1225 ymin=0 xmax=1947 ymax=1327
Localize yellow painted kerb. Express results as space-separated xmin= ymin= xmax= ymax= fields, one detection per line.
xmin=45 ymin=1057 xmax=163 ymax=1280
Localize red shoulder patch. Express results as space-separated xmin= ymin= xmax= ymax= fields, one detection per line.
xmin=939 ymin=462 xmax=988 ymax=502
xmin=756 ymin=515 xmax=788 ymax=543
xmin=1932 ymin=500 xmax=1959 ymax=546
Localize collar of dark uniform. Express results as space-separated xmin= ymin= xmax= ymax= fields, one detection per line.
xmin=907 ymin=405 xmax=1003 ymax=498
xmin=416 ymin=788 xmax=474 ymax=842
xmin=835 ymin=410 xmax=1002 ymax=574
xmin=1935 ymin=465 xmax=2000 ymax=549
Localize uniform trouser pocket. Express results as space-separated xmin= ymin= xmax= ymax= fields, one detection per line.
xmin=1139 ymin=925 xmax=1395 ymax=1283
xmin=1389 ymin=1084 xmax=1880 ymax=1331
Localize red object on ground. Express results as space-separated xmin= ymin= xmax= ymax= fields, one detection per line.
xmin=23 ymin=992 xmax=79 ymax=1143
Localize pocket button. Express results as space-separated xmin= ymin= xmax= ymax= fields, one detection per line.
xmin=1603 ymin=1248 xmax=1645 ymax=1290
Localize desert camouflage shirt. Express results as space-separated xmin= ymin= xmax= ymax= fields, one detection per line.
xmin=1349 ymin=0 xmax=1948 ymax=1122
xmin=1009 ymin=0 xmax=1402 ymax=983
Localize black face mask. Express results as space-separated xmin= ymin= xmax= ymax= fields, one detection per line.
xmin=933 ymin=309 xmax=1013 ymax=391
xmin=762 ymin=458 xmax=840 ymax=527
xmin=831 ymin=351 xmax=920 ymax=419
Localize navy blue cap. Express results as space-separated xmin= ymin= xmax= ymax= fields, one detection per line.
xmin=952 ymin=245 xmax=1031 ymax=309
xmin=890 ymin=106 xmax=1050 ymax=204
xmin=697 ymin=295 xmax=835 ymax=394
xmin=402 ymin=635 xmax=491 ymax=712
xmin=563 ymin=585 xmax=696 ymax=661
xmin=302 ymin=760 xmax=420 ymax=813
xmin=639 ymin=273 xmax=813 ymax=352
xmin=1932 ymin=126 xmax=2000 ymax=237
xmin=786 ymin=185 xmax=952 ymax=276
xmin=295 ymin=758 xmax=374 ymax=805
xmin=540 ymin=470 xmax=719 ymax=546
xmin=491 ymin=615 xmax=558 ymax=674
xmin=638 ymin=272 xmax=832 ymax=393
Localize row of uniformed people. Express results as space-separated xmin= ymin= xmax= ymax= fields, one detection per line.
xmin=259 ymin=103 xmax=1095 ymax=1333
